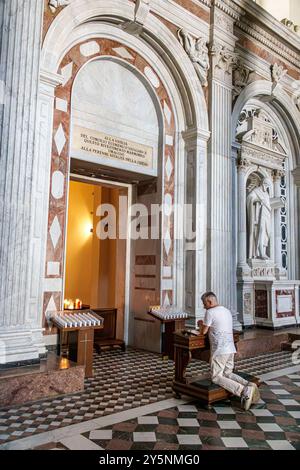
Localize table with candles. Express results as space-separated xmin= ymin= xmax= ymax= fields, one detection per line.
xmin=50 ymin=309 xmax=104 ymax=377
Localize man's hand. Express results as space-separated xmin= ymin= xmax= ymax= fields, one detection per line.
xmin=198 ymin=320 xmax=209 ymax=335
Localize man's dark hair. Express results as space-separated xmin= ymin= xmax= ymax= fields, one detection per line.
xmin=201 ymin=291 xmax=218 ymax=303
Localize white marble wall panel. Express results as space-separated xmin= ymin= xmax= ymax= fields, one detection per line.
xmin=71 ymin=59 xmax=159 ymax=175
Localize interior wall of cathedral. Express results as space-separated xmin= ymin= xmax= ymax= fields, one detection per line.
xmin=1 ymin=0 xmax=300 ymax=364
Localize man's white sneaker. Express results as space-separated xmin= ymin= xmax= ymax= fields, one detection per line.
xmin=241 ymin=385 xmax=255 ymax=411
xmin=248 ymin=382 xmax=260 ymax=404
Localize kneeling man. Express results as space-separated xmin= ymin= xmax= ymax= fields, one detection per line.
xmin=199 ymin=292 xmax=259 ymax=410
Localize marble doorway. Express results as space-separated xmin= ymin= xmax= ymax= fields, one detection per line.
xmin=64 ymin=174 xmax=132 ymax=346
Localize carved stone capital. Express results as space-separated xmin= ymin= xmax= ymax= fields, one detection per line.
xmin=272 ymin=169 xmax=285 ymax=181
xmin=237 ymin=156 xmax=250 ymax=172
xmin=210 ymin=43 xmax=238 ymax=74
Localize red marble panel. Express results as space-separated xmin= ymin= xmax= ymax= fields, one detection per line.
xmin=255 ymin=290 xmax=268 ymax=318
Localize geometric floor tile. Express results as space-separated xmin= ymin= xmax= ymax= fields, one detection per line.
xmin=271 ymin=389 xmax=290 ymax=395
xmin=278 ymin=399 xmax=299 ymax=406
xmin=213 ymin=407 xmax=236 ymax=414
xmin=288 ymin=411 xmax=300 ymax=419
xmin=267 ymin=440 xmax=295 ymax=450
xmin=133 ymin=432 xmax=156 ymax=442
xmin=89 ymin=430 xmax=112 ymax=440
xmin=177 ymin=418 xmax=199 ymax=427
xmin=221 ymin=437 xmax=248 ymax=448
xmin=177 ymin=435 xmax=202 ymax=445
xmin=258 ymin=423 xmax=283 ymax=432
xmin=251 ymin=409 xmax=274 ymax=417
xmin=218 ymin=421 xmax=241 ymax=429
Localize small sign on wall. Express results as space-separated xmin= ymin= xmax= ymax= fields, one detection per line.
xmin=276 ymin=290 xmax=295 ymax=318
xmin=72 ymin=125 xmax=154 ymax=172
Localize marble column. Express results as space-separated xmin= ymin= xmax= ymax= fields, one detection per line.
xmin=273 ymin=169 xmax=285 ymax=278
xmin=207 ymin=5 xmax=238 ymax=310
xmin=0 ymin=0 xmax=46 ymax=364
xmin=237 ymin=157 xmax=250 ymax=268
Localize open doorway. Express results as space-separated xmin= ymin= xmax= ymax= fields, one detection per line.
xmin=64 ymin=176 xmax=130 ymax=343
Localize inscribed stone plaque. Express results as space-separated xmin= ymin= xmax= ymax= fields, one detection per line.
xmin=73 ymin=126 xmax=153 ymax=170
xmin=276 ymin=290 xmax=295 ymax=318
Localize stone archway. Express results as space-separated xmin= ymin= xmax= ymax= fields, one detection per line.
xmin=38 ymin=2 xmax=210 ymax=347
xmin=42 ymin=37 xmax=177 ymax=330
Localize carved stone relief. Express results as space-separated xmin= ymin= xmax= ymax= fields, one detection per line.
xmin=232 ymin=59 xmax=254 ymax=100
xmin=178 ymin=29 xmax=209 ymax=87
xmin=243 ymin=292 xmax=252 ymax=315
xmin=270 ymin=63 xmax=288 ymax=93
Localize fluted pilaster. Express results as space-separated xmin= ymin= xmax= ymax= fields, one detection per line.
xmin=207 ymin=4 xmax=238 ymax=310
xmin=0 ymin=0 xmax=46 ymax=363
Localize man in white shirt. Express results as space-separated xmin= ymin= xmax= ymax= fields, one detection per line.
xmin=199 ymin=292 xmax=259 ymax=411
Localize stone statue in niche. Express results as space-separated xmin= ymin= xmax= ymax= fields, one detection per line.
xmin=247 ymin=174 xmax=272 ymax=260
xmin=178 ymin=29 xmax=209 ymax=87
xmin=48 ymin=0 xmax=70 ymax=14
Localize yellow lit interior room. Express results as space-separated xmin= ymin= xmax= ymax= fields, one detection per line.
xmin=64 ymin=179 xmax=127 ymax=340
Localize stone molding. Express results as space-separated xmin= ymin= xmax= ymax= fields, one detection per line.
xmin=236 ymin=17 xmax=300 ymax=70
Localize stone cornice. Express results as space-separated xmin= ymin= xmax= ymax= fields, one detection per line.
xmin=196 ymin=0 xmax=211 ymax=7
xmin=151 ymin=0 xmax=209 ymax=37
xmin=213 ymin=0 xmax=244 ymax=21
xmin=40 ymin=69 xmax=64 ymax=87
xmin=236 ymin=17 xmax=300 ymax=70
xmin=232 ymin=0 xmax=300 ymax=70
xmin=182 ymin=127 xmax=211 ymax=143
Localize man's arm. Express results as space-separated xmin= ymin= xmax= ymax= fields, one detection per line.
xmin=198 ymin=320 xmax=209 ymax=335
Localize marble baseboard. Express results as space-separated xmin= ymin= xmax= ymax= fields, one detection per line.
xmin=0 ymin=353 xmax=84 ymax=408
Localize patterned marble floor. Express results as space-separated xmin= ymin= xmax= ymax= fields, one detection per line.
xmin=0 ymin=347 xmax=298 ymax=448
xmin=33 ymin=373 xmax=300 ymax=451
